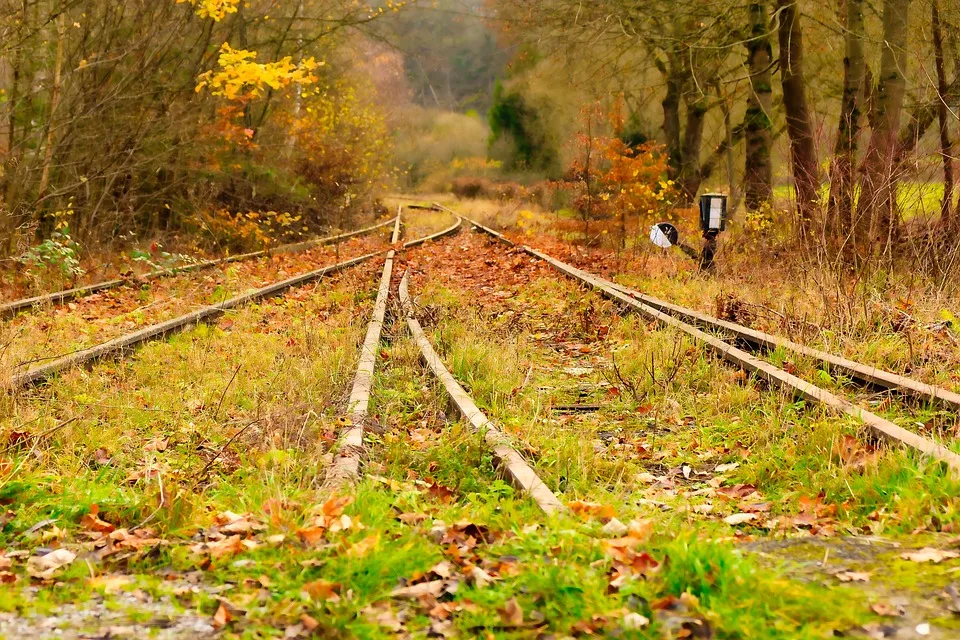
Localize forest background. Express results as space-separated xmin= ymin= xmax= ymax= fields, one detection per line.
xmin=1 ymin=0 xmax=958 ymax=281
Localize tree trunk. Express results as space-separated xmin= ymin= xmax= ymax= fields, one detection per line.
xmin=37 ymin=9 xmax=67 ymax=205
xmin=744 ymin=2 xmax=774 ymax=211
xmin=776 ymin=0 xmax=819 ymax=237
xmin=661 ymin=59 xmax=683 ymax=183
xmin=827 ymin=0 xmax=866 ymax=243
xmin=720 ymin=85 xmax=740 ymax=213
xmin=677 ymin=94 xmax=707 ymax=202
xmin=855 ymin=0 xmax=910 ymax=254
xmin=932 ymin=1 xmax=954 ymax=225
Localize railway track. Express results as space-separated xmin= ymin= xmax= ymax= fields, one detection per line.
xmin=0 ymin=216 xmax=399 ymax=320
xmin=327 ymin=212 xmax=403 ymax=484
xmin=4 ymin=215 xmax=461 ymax=392
xmin=320 ymin=209 xmax=561 ymax=513
xmin=398 ymin=268 xmax=563 ymax=514
xmin=430 ymin=204 xmax=960 ymax=473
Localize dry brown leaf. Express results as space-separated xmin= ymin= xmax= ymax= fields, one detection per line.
xmin=901 ymin=548 xmax=960 ymax=563
xmin=836 ymin=571 xmax=870 ymax=583
xmin=80 ymin=505 xmax=115 ymax=534
xmin=723 ymin=512 xmax=758 ymax=526
xmin=300 ymin=614 xmax=320 ymax=631
xmin=871 ymin=602 xmax=904 ymax=617
xmin=347 ymin=534 xmax=379 ymax=558
xmin=497 ymin=597 xmax=524 ymax=627
xmin=390 ymin=579 xmax=446 ymax=599
xmin=213 ymin=602 xmax=231 ymax=628
xmin=296 ymin=526 xmax=327 ymax=547
xmin=567 ymin=500 xmax=616 ymax=520
xmin=26 ymin=549 xmax=76 ymax=579
xmin=191 ymin=535 xmax=246 ymax=559
xmin=302 ymin=579 xmax=340 ymax=601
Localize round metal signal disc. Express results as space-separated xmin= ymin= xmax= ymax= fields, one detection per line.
xmin=650 ymin=222 xmax=679 ymax=248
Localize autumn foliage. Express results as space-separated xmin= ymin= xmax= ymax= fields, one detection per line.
xmin=555 ymin=101 xmax=676 ymax=244
xmin=0 ymin=0 xmax=396 ymax=260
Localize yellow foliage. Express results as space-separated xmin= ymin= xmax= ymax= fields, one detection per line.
xmin=197 ymin=44 xmax=321 ymax=100
xmin=176 ymin=0 xmax=240 ymax=21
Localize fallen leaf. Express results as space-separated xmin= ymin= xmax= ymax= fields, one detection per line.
xmin=390 ymin=580 xmax=446 ymax=599
xmin=347 ymin=534 xmax=379 ymax=558
xmin=213 ymin=602 xmax=231 ymax=628
xmin=901 ymin=548 xmax=960 ymax=563
xmin=190 ymin=535 xmax=246 ymax=559
xmin=26 ymin=549 xmax=76 ymax=579
xmin=567 ymin=500 xmax=616 ymax=520
xmin=80 ymin=505 xmax=115 ymax=534
xmin=870 ymin=602 xmax=904 ymax=617
xmin=302 ymin=579 xmax=340 ymax=601
xmin=723 ymin=513 xmax=758 ymax=526
xmin=301 ymin=614 xmax=319 ymax=632
xmin=497 ymin=597 xmax=524 ymax=626
xmin=623 ymin=612 xmax=650 ymax=630
xmin=836 ymin=571 xmax=870 ymax=583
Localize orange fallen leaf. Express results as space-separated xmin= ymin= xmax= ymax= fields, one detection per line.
xmin=296 ymin=526 xmax=326 ymax=547
xmin=497 ymin=597 xmax=524 ymax=627
xmin=347 ymin=534 xmax=379 ymax=558
xmin=80 ymin=505 xmax=115 ymax=534
xmin=302 ymin=579 xmax=340 ymax=601
xmin=301 ymin=613 xmax=320 ymax=631
xmin=567 ymin=500 xmax=616 ymax=520
xmin=213 ymin=602 xmax=231 ymax=628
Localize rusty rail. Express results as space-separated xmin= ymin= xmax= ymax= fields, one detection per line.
xmin=328 ymin=211 xmax=404 ymax=485
xmin=446 ymin=206 xmax=960 ymax=473
xmin=1 ymin=217 xmax=399 ymax=319
xmin=398 ymin=268 xmax=564 ymax=514
xmin=6 ymin=219 xmax=460 ymax=392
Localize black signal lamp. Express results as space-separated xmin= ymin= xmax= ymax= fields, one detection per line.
xmin=699 ymin=193 xmax=728 ymax=234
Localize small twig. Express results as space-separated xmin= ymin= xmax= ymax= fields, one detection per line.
xmin=133 ymin=469 xmax=165 ymax=531
xmin=517 ymin=364 xmax=534 ymax=395
xmin=191 ymin=419 xmax=259 ymax=487
xmin=214 ymin=364 xmax=242 ymax=420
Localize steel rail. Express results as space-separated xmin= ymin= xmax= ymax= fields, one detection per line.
xmin=605 ymin=282 xmax=960 ymax=411
xmin=5 ymin=221 xmax=460 ymax=392
xmin=399 ymin=269 xmax=564 ymax=514
xmin=328 ymin=210 xmax=404 ymax=485
xmin=449 ymin=208 xmax=960 ymax=410
xmin=446 ymin=208 xmax=960 ymax=473
xmin=1 ymin=217 xmax=399 ymax=320
xmin=402 ymin=215 xmax=463 ymax=248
